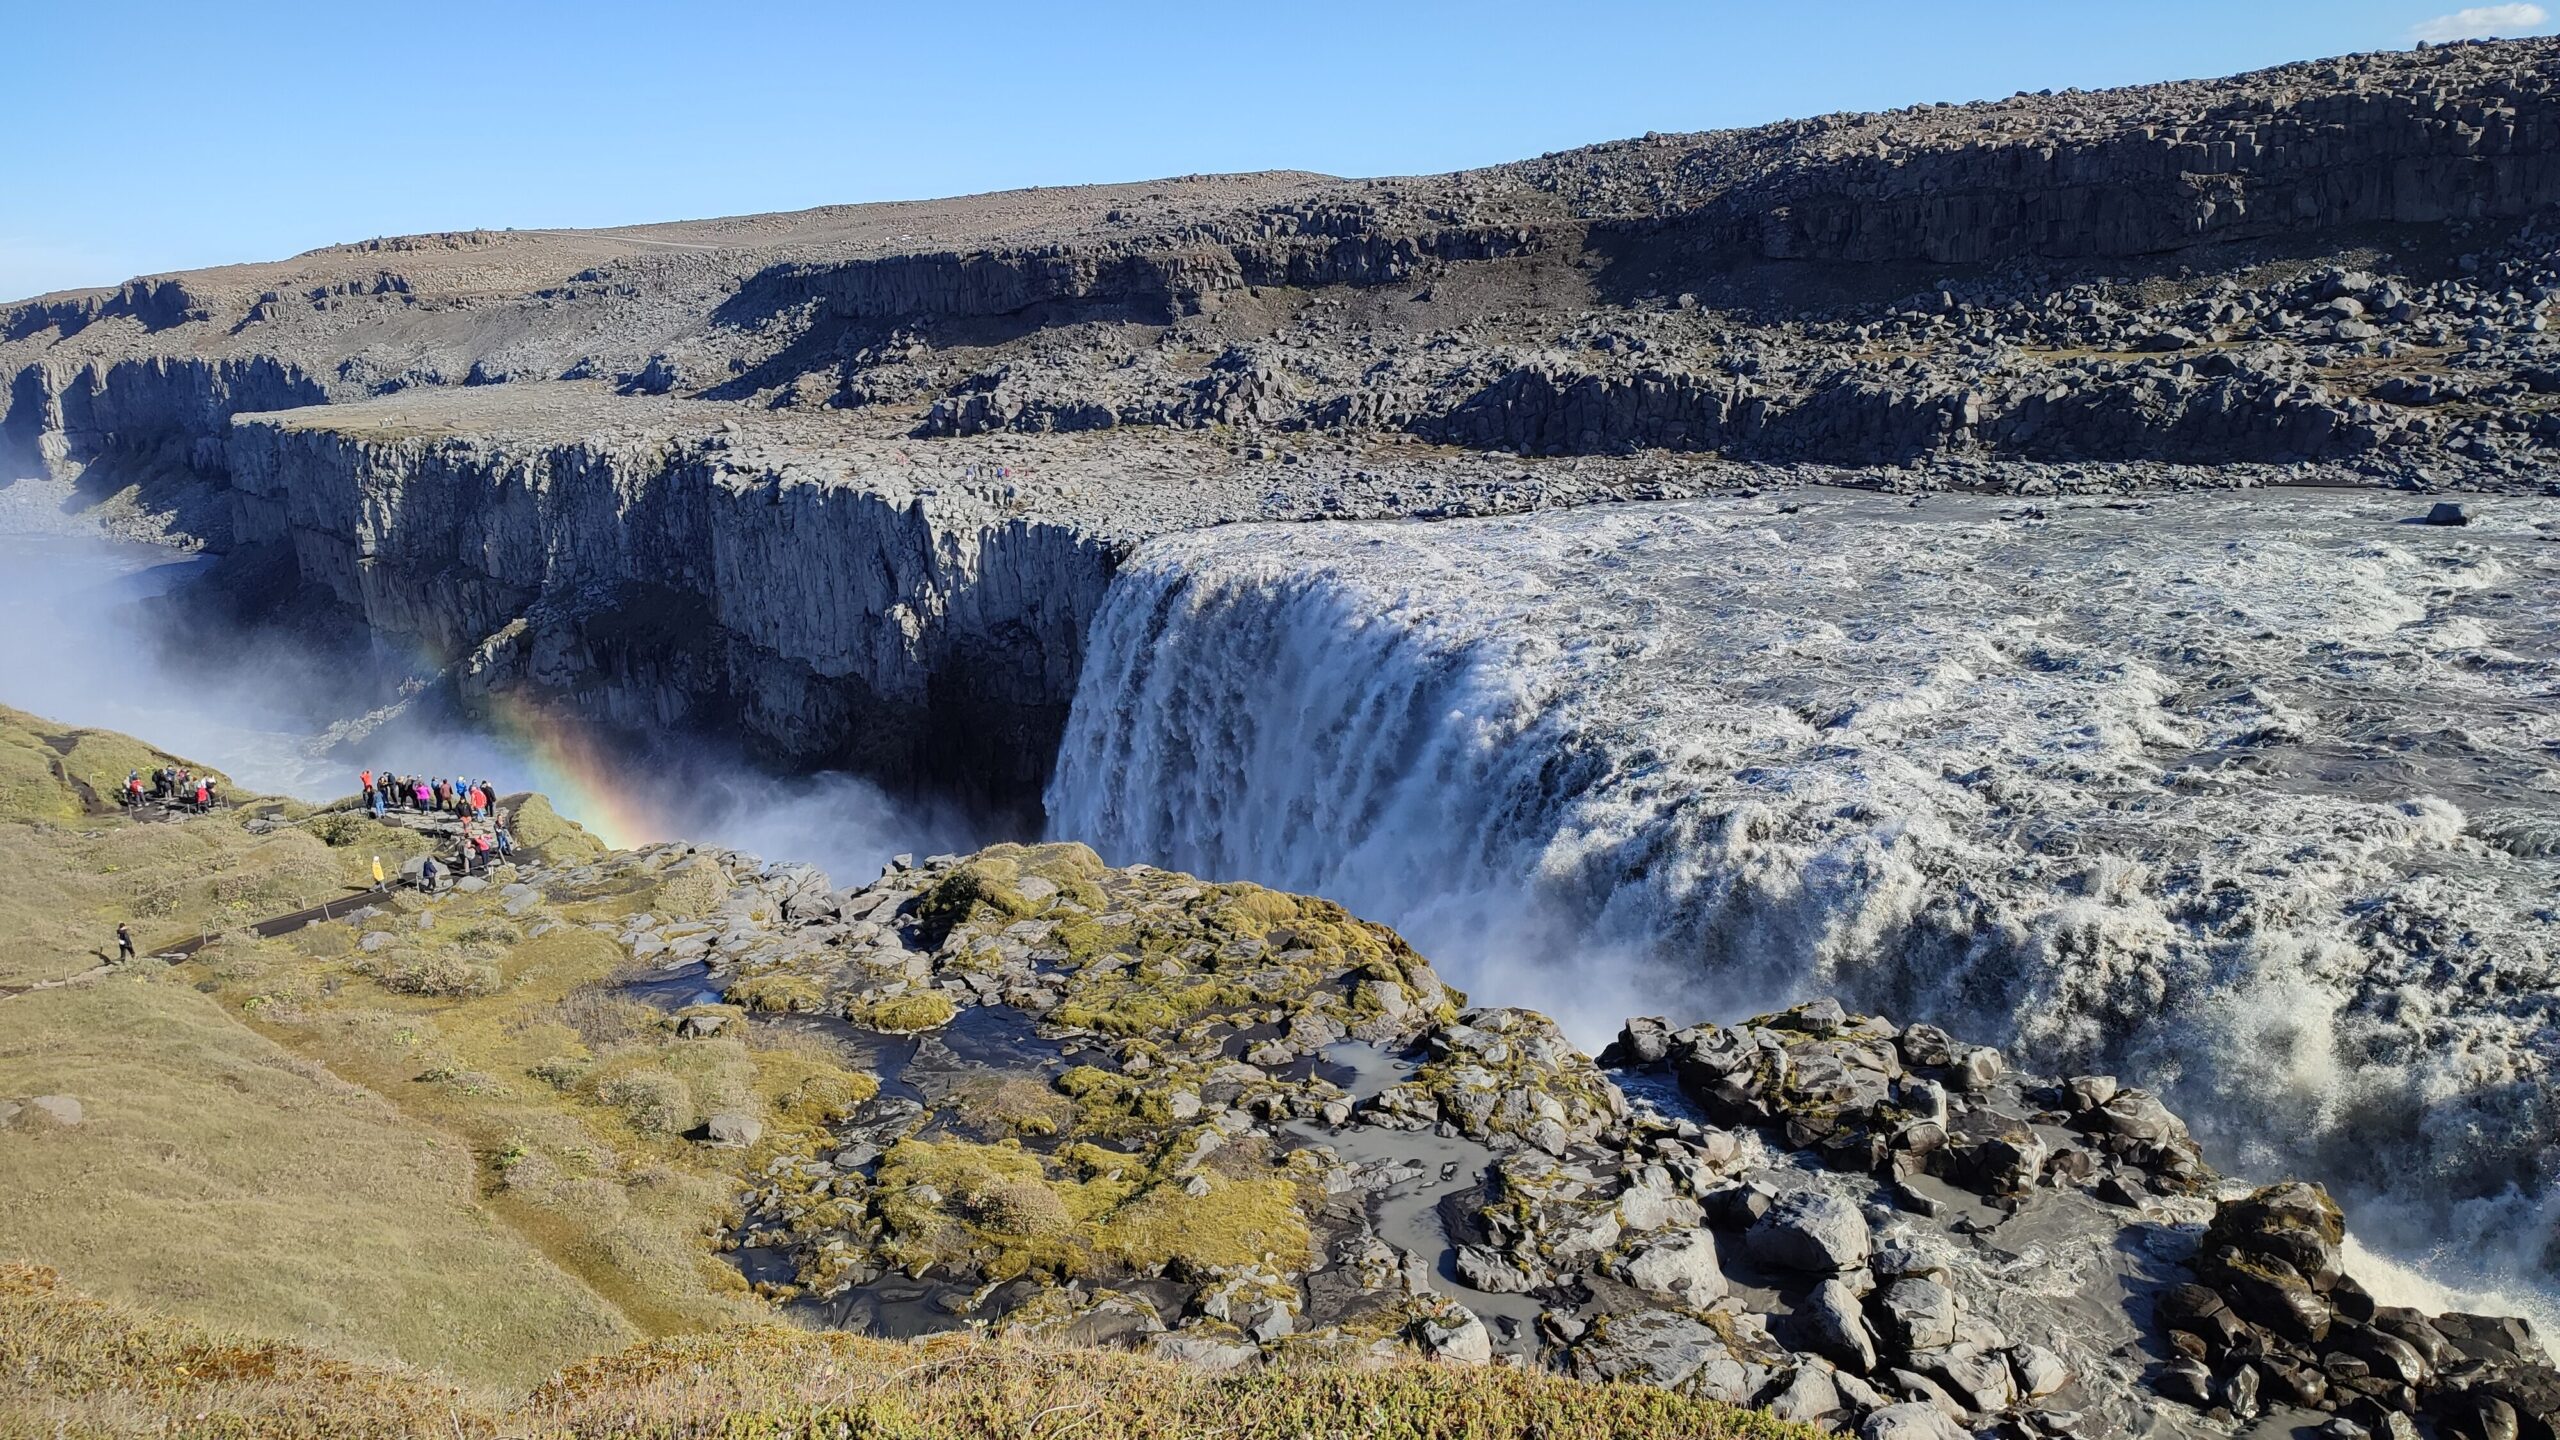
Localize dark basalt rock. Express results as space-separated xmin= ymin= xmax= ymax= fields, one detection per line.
xmin=2167 ymin=1183 xmax=2560 ymax=1437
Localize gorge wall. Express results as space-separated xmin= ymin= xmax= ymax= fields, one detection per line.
xmin=222 ymin=404 xmax=1119 ymax=800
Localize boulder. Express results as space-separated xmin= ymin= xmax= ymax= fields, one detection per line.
xmin=1896 ymin=1025 xmax=1960 ymax=1069
xmin=701 ymin=1111 xmax=764 ymax=1148
xmin=1615 ymin=1228 xmax=1727 ymax=1305
xmin=4 ymin=1094 xmax=82 ymax=1129
xmin=1749 ymin=1189 xmax=1871 ymax=1272
xmin=1455 ymin=1244 xmax=1542 ymax=1294
xmin=1767 ymin=1363 xmax=1845 ymax=1424
xmin=2158 ymin=1357 xmax=2216 ymax=1408
xmin=1148 ymin=1331 xmax=1261 ymax=1371
xmin=1800 ymin=1276 xmax=1881 ymax=1372
xmin=1600 ymin=1016 xmax=1673 ymax=1068
xmin=1414 ymin=1307 xmax=1492 ymax=1365
xmin=1572 ymin=1310 xmax=1764 ymax=1401
xmin=2205 ymin=1247 xmax=2332 ymax=1343
xmin=1874 ymin=1277 xmax=1961 ymax=1354
xmin=1928 ymin=1344 xmax=2019 ymax=1412
xmin=1617 ymin=1171 xmax=1703 ymax=1232
xmin=2063 ymin=1074 xmax=2119 ymax=1112
xmin=2007 ymin=1342 xmax=2072 ymax=1400
xmin=2089 ymin=1089 xmax=2181 ymax=1143
xmin=1861 ymin=1401 xmax=1971 ymax=1440
xmin=1951 ymin=1045 xmax=2004 ymax=1092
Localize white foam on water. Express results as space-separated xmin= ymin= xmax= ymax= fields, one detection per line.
xmin=1047 ymin=488 xmax=2560 ymax=1318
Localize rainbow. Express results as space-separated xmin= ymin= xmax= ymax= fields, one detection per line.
xmin=468 ymin=689 xmax=667 ymax=849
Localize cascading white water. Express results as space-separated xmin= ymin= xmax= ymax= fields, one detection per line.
xmin=1047 ymin=487 xmax=2560 ymax=1314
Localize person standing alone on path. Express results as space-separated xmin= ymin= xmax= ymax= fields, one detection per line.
xmin=115 ymin=923 xmax=134 ymax=963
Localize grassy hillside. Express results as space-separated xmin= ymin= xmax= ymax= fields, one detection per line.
xmin=0 ymin=976 xmax=634 ymax=1391
xmin=0 ymin=706 xmax=646 ymax=1389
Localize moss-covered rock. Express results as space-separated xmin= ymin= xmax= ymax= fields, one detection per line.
xmin=849 ymin=991 xmax=957 ymax=1033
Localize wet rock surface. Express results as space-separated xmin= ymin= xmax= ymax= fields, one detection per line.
xmin=568 ymin=839 xmax=2555 ymax=1437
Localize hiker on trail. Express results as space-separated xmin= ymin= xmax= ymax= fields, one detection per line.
xmin=370 ymin=783 xmax=386 ymax=820
xmin=116 ymin=923 xmax=134 ymax=962
xmin=419 ymin=856 xmax=439 ymax=893
xmin=191 ymin=778 xmax=210 ymax=813
xmin=360 ymin=768 xmax=373 ymax=798
xmin=125 ymin=772 xmax=143 ymax=807
xmin=494 ymin=823 xmax=514 ymax=859
xmin=431 ymin=779 xmax=448 ymax=812
xmin=413 ymin=779 xmax=431 ymax=811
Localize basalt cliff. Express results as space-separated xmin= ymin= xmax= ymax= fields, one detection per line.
xmin=11 ymin=40 xmax=2560 ymax=791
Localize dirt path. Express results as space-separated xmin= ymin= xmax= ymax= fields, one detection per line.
xmin=0 ymin=884 xmax=392 ymax=1006
xmin=37 ymin=735 xmax=104 ymax=814
xmin=148 ymin=885 xmax=395 ymax=962
xmin=0 ymin=963 xmax=117 ymax=1003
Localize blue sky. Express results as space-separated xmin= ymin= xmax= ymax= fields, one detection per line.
xmin=1 ymin=0 xmax=2549 ymax=300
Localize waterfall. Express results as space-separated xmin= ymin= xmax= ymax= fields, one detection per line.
xmin=1046 ymin=490 xmax=2560 ymax=1315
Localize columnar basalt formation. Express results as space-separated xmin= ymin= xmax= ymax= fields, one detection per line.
xmin=224 ymin=399 xmax=1123 ymax=795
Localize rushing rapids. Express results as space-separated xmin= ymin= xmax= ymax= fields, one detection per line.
xmin=1045 ymin=488 xmax=2560 ymax=1312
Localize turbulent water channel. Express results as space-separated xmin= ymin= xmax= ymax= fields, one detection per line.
xmin=8 ymin=475 xmax=2557 ymax=1333
xmin=1046 ymin=487 xmax=2560 ymax=1322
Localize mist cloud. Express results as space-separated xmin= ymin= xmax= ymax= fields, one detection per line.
xmin=0 ymin=477 xmax=978 ymax=887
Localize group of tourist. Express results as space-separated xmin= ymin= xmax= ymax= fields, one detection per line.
xmin=125 ymin=766 xmax=218 ymax=812
xmin=361 ymin=769 xmax=502 ymax=821
xmin=358 ymin=769 xmax=520 ymax=891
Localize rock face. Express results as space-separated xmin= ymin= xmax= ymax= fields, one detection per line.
xmin=2168 ymin=1182 xmax=2560 ymax=1437
xmin=13 ymin=40 xmax=2560 ymax=487
xmin=223 ymin=403 xmax=1119 ymax=794
xmin=566 ymin=838 xmax=2554 ymax=1439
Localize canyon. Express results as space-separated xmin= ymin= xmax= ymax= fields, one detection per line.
xmin=5 ymin=33 xmax=2560 ymax=1439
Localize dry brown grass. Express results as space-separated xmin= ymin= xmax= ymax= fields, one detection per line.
xmin=0 ymin=1263 xmax=1818 ymax=1440
xmin=0 ymin=706 xmax=378 ymax=988
xmin=0 ymin=974 xmax=632 ymax=1393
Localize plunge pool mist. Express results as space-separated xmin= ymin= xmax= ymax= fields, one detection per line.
xmin=0 ymin=481 xmax=977 ymax=885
